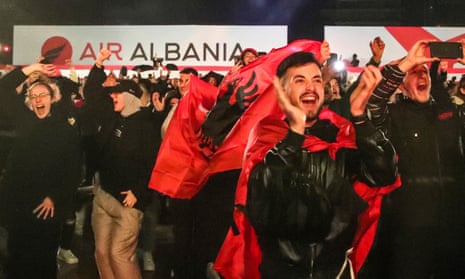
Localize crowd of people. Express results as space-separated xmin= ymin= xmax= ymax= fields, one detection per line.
xmin=0 ymin=36 xmax=465 ymax=279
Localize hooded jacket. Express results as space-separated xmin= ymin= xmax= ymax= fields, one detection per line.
xmin=83 ymin=65 xmax=158 ymax=211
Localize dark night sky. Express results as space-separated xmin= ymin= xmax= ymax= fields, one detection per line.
xmin=1 ymin=0 xmax=464 ymax=63
xmin=0 ymin=0 xmax=325 ymax=42
xmin=0 ymin=0 xmax=326 ymax=63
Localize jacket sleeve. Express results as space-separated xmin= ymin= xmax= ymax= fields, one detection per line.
xmin=366 ymin=64 xmax=405 ymax=132
xmin=351 ymin=119 xmax=398 ymax=187
xmin=82 ymin=65 xmax=113 ymax=123
xmin=429 ymin=61 xmax=454 ymax=107
xmin=0 ymin=68 xmax=30 ymax=123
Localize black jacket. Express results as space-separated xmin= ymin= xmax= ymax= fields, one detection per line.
xmin=367 ymin=64 xmax=465 ymax=228
xmin=0 ymin=68 xmax=81 ymax=226
xmin=84 ymin=65 xmax=158 ymax=211
xmin=247 ymin=115 xmax=397 ymax=279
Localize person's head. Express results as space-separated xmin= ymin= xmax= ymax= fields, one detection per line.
xmin=178 ymin=67 xmax=198 ymax=96
xmin=323 ymin=81 xmax=333 ymax=106
xmin=241 ymin=48 xmax=258 ymax=66
xmin=26 ymin=81 xmax=60 ymax=119
xmin=106 ymin=79 xmax=143 ymax=117
xmin=401 ymin=64 xmax=431 ymax=103
xmin=329 ymin=78 xmax=341 ymax=99
xmin=202 ymin=71 xmax=223 ymax=87
xmin=277 ymin=52 xmax=324 ymax=126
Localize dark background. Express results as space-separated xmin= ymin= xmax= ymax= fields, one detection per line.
xmin=1 ymin=0 xmax=465 ymax=64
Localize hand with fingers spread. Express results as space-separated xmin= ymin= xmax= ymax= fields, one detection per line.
xmin=33 ymin=197 xmax=55 ymax=220
xmin=398 ymin=40 xmax=439 ymax=73
xmin=22 ymin=63 xmax=57 ymax=77
xmin=231 ymin=59 xmax=243 ymax=73
xmin=350 ymin=65 xmax=383 ymax=118
xmin=121 ymin=190 xmax=138 ymax=208
xmin=273 ymin=77 xmax=306 ymax=135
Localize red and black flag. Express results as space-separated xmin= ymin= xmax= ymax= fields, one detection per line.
xmin=148 ymin=39 xmax=323 ymax=199
xmin=213 ymin=110 xmax=401 ymax=278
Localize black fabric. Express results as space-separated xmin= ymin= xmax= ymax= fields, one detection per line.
xmin=0 ymin=68 xmax=81 ymax=279
xmin=84 ymin=65 xmax=159 ymax=211
xmin=362 ymin=63 xmax=465 ymax=279
xmin=170 ymin=170 xmax=240 ymax=279
xmin=246 ymin=110 xmax=397 ymax=278
xmin=201 ymin=71 xmax=259 ymax=148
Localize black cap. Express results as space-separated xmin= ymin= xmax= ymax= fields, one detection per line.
xmin=104 ymin=79 xmax=142 ymax=99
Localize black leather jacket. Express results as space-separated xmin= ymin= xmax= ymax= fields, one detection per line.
xmin=367 ymin=64 xmax=465 ymax=229
xmin=247 ymin=117 xmax=397 ymax=279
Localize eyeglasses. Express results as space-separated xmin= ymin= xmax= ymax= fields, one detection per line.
xmin=27 ymin=92 xmax=51 ymax=100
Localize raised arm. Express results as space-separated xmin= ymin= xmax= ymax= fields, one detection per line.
xmin=350 ymin=66 xmax=398 ymax=186
xmin=367 ymin=40 xmax=437 ymax=130
xmin=0 ymin=63 xmax=56 ymax=121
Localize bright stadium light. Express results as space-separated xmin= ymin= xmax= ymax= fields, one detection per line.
xmin=334 ymin=60 xmax=345 ymax=72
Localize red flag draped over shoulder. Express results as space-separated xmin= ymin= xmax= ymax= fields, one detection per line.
xmin=214 ymin=110 xmax=402 ymax=278
xmin=149 ymin=39 xmax=323 ymax=199
xmin=213 ymin=110 xmax=358 ymax=279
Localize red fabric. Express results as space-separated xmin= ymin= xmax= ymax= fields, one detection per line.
xmin=149 ymin=39 xmax=323 ymax=199
xmin=350 ymin=176 xmax=401 ymax=274
xmin=214 ymin=208 xmax=263 ymax=279
xmin=214 ymin=110 xmax=359 ymax=279
xmin=148 ymin=76 xmax=218 ymax=198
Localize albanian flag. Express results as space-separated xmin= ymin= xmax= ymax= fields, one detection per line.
xmin=149 ymin=39 xmax=323 ymax=199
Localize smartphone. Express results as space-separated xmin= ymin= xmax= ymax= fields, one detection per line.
xmin=429 ymin=42 xmax=463 ymax=59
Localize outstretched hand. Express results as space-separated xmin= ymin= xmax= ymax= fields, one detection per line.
xmin=398 ymin=40 xmax=438 ymax=72
xmin=121 ymin=190 xmax=138 ymax=208
xmin=33 ymin=197 xmax=55 ymax=220
xmin=22 ymin=63 xmax=57 ymax=77
xmin=350 ymin=65 xmax=382 ymax=117
xmin=273 ymin=76 xmax=306 ymax=134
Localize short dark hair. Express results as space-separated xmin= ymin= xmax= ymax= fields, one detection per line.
xmin=180 ymin=67 xmax=198 ymax=77
xmin=276 ymin=52 xmax=321 ymax=78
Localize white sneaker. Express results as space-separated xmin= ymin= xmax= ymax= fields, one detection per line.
xmin=142 ymin=251 xmax=155 ymax=272
xmin=57 ymin=248 xmax=79 ymax=264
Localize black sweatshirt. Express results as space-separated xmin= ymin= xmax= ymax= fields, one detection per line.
xmin=0 ymin=68 xmax=81 ymax=224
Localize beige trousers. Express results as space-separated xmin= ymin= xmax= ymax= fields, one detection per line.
xmin=91 ymin=186 xmax=143 ymax=279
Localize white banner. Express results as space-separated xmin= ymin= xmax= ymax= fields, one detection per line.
xmin=13 ymin=25 xmax=287 ymax=70
xmin=324 ymin=26 xmax=465 ymax=70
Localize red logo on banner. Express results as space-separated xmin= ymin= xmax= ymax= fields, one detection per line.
xmin=41 ymin=36 xmax=73 ymax=64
